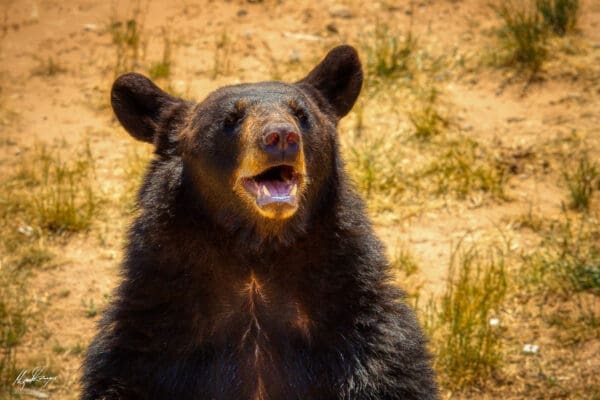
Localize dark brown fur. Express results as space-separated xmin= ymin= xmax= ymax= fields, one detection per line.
xmin=81 ymin=46 xmax=438 ymax=400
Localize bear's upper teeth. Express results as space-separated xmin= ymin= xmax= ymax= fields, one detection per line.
xmin=262 ymin=185 xmax=271 ymax=197
xmin=290 ymin=184 xmax=297 ymax=196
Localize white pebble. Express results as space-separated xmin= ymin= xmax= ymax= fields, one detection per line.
xmin=18 ymin=225 xmax=33 ymax=236
xmin=523 ymin=344 xmax=539 ymax=354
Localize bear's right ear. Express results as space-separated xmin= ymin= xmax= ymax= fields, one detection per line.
xmin=111 ymin=73 xmax=183 ymax=143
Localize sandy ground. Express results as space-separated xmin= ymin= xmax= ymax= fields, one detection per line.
xmin=0 ymin=0 xmax=598 ymax=399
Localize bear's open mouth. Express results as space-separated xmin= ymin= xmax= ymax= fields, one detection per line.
xmin=242 ymin=164 xmax=301 ymax=208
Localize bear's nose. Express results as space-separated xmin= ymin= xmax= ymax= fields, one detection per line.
xmin=261 ymin=122 xmax=301 ymax=162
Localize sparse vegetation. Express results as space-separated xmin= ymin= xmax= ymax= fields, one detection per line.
xmin=82 ymin=298 xmax=98 ymax=319
xmin=524 ymin=213 xmax=600 ymax=294
xmin=120 ymin=145 xmax=152 ymax=209
xmin=564 ymin=154 xmax=598 ymax=212
xmin=409 ymin=87 xmax=446 ymax=140
xmin=491 ymin=0 xmax=580 ymax=75
xmin=536 ymin=0 xmax=579 ymax=36
xmin=363 ymin=21 xmax=416 ymax=84
xmin=428 ymin=245 xmax=507 ymax=390
xmin=0 ymin=269 xmax=28 ymax=396
xmin=390 ymin=244 xmax=420 ymax=276
xmin=2 ymin=143 xmax=99 ymax=235
xmin=492 ymin=1 xmax=547 ymax=73
xmin=109 ymin=2 xmax=148 ymax=76
xmin=516 ymin=211 xmax=599 ymax=370
xmin=31 ymin=57 xmax=66 ymax=77
xmin=149 ymin=28 xmax=172 ymax=80
xmin=24 ymin=145 xmax=98 ymax=233
xmin=1 ymin=0 xmax=599 ymax=398
xmin=418 ymin=136 xmax=507 ymax=200
xmin=15 ymin=245 xmax=54 ymax=270
xmin=345 ymin=130 xmax=408 ymax=209
xmin=212 ymin=31 xmax=232 ymax=79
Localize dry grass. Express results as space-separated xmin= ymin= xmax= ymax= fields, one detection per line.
xmin=0 ymin=269 xmax=28 ymax=396
xmin=425 ymin=244 xmax=507 ymax=390
xmin=108 ymin=1 xmax=148 ymax=76
xmin=212 ymin=31 xmax=233 ymax=79
xmin=492 ymin=1 xmax=548 ymax=73
xmin=536 ymin=0 xmax=579 ymax=36
xmin=12 ymin=144 xmax=99 ymax=234
xmin=1 ymin=1 xmax=598 ymax=398
xmin=563 ymin=154 xmax=598 ymax=212
xmin=149 ymin=28 xmax=172 ymax=80
xmin=362 ymin=21 xmax=417 ymax=85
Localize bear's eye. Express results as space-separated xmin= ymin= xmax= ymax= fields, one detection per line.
xmin=293 ymin=107 xmax=310 ymax=131
xmin=222 ymin=111 xmax=243 ymax=134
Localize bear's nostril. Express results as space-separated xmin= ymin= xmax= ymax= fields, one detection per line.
xmin=264 ymin=132 xmax=280 ymax=147
xmin=286 ymin=132 xmax=299 ymax=146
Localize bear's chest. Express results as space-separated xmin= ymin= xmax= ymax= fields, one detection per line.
xmin=201 ymin=272 xmax=316 ymax=399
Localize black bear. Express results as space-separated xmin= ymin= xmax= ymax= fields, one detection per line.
xmin=81 ymin=45 xmax=438 ymax=400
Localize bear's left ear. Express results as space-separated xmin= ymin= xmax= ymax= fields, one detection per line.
xmin=296 ymin=45 xmax=363 ymax=119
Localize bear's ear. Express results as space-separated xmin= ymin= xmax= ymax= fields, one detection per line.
xmin=297 ymin=45 xmax=363 ymax=119
xmin=111 ymin=73 xmax=183 ymax=143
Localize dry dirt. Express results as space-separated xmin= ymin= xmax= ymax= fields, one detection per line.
xmin=0 ymin=0 xmax=598 ymax=399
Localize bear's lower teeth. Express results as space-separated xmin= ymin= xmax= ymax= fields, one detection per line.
xmin=256 ymin=181 xmax=298 ymax=206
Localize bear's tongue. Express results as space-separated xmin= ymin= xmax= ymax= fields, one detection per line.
xmin=253 ymin=179 xmax=298 ymax=206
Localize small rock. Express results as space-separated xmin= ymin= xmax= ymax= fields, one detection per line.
xmin=523 ymin=344 xmax=539 ymax=354
xmin=289 ymin=50 xmax=301 ymax=64
xmin=489 ymin=318 xmax=500 ymax=327
xmin=329 ymin=4 xmax=352 ymax=19
xmin=237 ymin=9 xmax=248 ymax=17
xmin=326 ymin=23 xmax=339 ymax=34
xmin=18 ymin=226 xmax=33 ymax=236
xmin=83 ymin=23 xmax=98 ymax=32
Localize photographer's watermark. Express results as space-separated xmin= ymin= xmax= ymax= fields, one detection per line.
xmin=13 ymin=367 xmax=57 ymax=389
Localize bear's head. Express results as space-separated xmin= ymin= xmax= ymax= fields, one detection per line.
xmin=111 ymin=45 xmax=362 ymax=245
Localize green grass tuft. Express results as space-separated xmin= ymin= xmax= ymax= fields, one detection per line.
xmin=364 ymin=21 xmax=416 ymax=83
xmin=409 ymin=87 xmax=446 ymax=140
xmin=346 ymin=132 xmax=407 ymax=205
xmin=32 ymin=145 xmax=98 ymax=233
xmin=8 ymin=144 xmax=100 ymax=234
xmin=431 ymin=245 xmax=507 ymax=390
xmin=82 ymin=298 xmax=98 ymax=319
xmin=149 ymin=28 xmax=172 ymax=80
xmin=492 ymin=1 xmax=547 ymax=72
xmin=564 ymin=154 xmax=598 ymax=212
xmin=109 ymin=2 xmax=148 ymax=76
xmin=31 ymin=57 xmax=66 ymax=77
xmin=536 ymin=0 xmax=579 ymax=36
xmin=543 ymin=215 xmax=599 ymax=293
xmin=390 ymin=244 xmax=420 ymax=276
